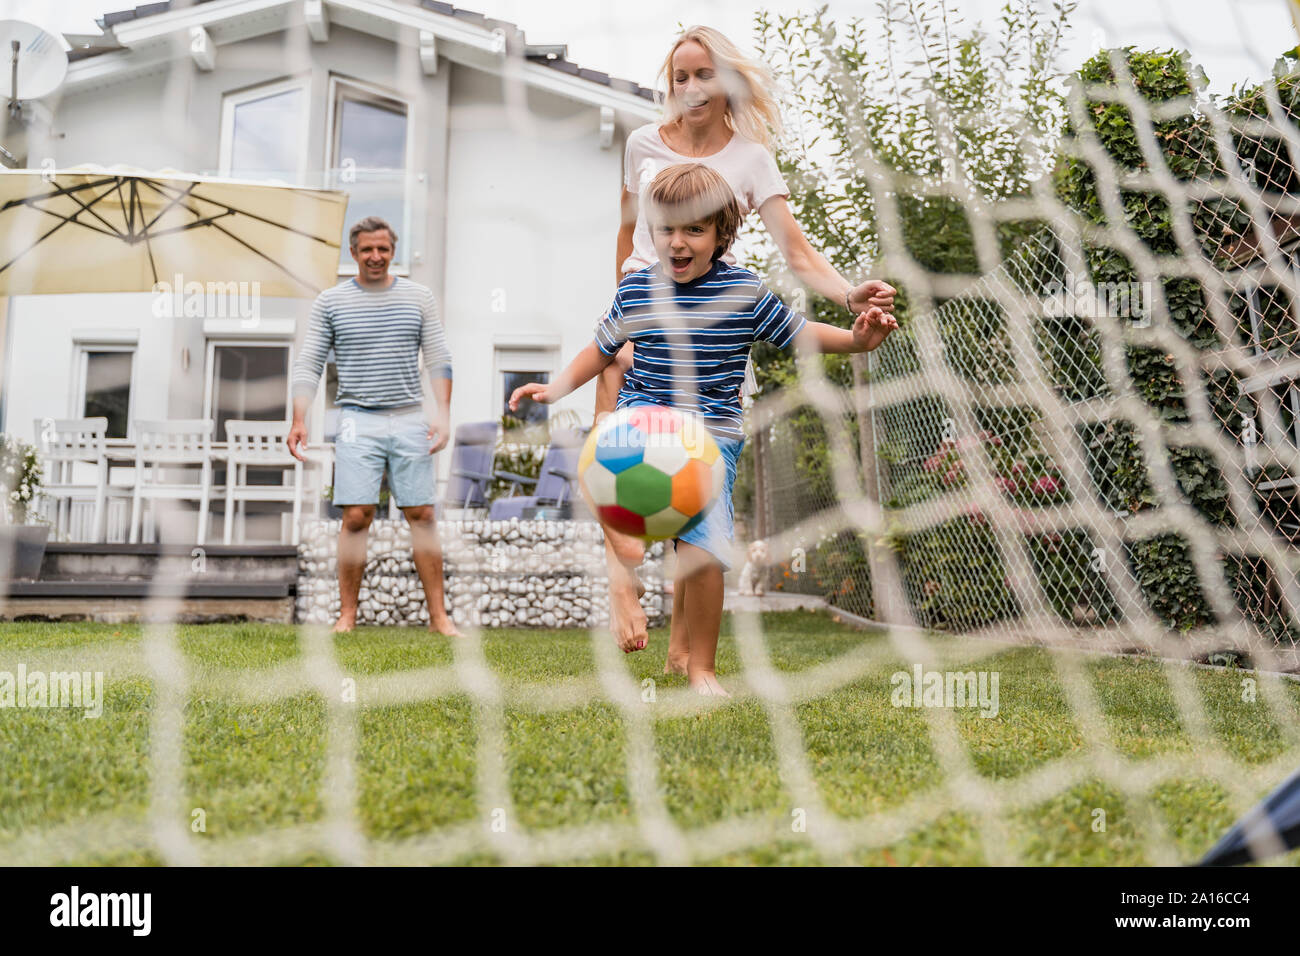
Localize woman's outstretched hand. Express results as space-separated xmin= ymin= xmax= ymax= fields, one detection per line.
xmin=508 ymin=382 xmax=554 ymax=412
xmin=850 ymin=279 xmax=897 ymax=316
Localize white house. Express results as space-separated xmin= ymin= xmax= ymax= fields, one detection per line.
xmin=0 ymin=0 xmax=658 ymax=541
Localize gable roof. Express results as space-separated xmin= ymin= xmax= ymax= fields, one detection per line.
xmin=63 ymin=0 xmax=660 ymax=117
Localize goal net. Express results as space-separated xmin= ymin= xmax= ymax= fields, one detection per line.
xmin=2 ymin=0 xmax=1299 ymax=868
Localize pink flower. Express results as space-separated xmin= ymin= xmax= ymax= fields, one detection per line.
xmin=1011 ymin=461 xmax=1027 ymax=475
xmin=997 ymin=476 xmax=1018 ymax=493
xmin=1031 ymin=475 xmax=1060 ymax=495
xmin=923 ymin=455 xmax=940 ymax=473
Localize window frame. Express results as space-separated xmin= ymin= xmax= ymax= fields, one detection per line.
xmin=494 ymin=345 xmax=559 ymax=425
xmin=203 ymin=338 xmax=295 ymax=441
xmin=72 ymin=343 xmax=137 ymax=441
xmin=218 ymin=75 xmax=312 ymax=182
xmin=326 ymin=74 xmax=415 ymax=277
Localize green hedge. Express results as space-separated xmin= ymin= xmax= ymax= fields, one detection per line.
xmin=745 ymin=25 xmax=1300 ymax=643
xmin=887 ymin=47 xmax=1298 ymax=641
xmin=1040 ymin=47 xmax=1295 ymax=643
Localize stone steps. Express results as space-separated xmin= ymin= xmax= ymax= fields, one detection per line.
xmin=0 ymin=543 xmax=298 ymax=623
xmin=38 ymin=542 xmax=298 ymax=584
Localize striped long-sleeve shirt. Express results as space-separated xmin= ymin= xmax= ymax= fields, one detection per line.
xmin=593 ymin=261 xmax=806 ymax=439
xmin=292 ymin=277 xmax=453 ymax=409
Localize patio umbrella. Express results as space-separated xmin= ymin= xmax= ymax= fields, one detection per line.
xmin=1200 ymin=766 xmax=1300 ymax=865
xmin=0 ymin=165 xmax=348 ymax=297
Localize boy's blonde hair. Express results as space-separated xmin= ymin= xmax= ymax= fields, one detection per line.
xmin=645 ymin=163 xmax=743 ymax=262
xmin=657 ymin=25 xmax=783 ymax=150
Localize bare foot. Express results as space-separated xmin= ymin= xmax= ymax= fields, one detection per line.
xmin=663 ymin=654 xmax=688 ymax=676
xmin=427 ymin=614 xmax=464 ymax=637
xmin=333 ymin=611 xmax=357 ymax=633
xmin=611 ymin=576 xmax=648 ymax=654
xmin=688 ymin=672 xmax=731 ymax=697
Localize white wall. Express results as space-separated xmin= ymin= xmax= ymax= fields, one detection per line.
xmin=442 ymin=64 xmax=626 ymax=439
xmin=2 ymin=293 xmax=172 ymax=440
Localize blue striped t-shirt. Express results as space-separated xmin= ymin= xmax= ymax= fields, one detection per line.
xmin=292 ymin=276 xmax=453 ymax=410
xmin=594 ymin=261 xmax=806 ymax=439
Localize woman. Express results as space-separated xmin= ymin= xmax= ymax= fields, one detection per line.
xmin=601 ymin=25 xmax=897 ymax=662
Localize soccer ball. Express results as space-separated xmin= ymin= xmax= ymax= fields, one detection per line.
xmin=578 ymin=405 xmax=725 ymax=541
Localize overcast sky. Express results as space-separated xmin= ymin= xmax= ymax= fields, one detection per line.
xmin=8 ymin=0 xmax=1298 ymax=95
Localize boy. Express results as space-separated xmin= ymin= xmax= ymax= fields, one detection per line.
xmin=509 ymin=163 xmax=897 ymax=695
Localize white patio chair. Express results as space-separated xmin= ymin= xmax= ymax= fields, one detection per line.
xmin=223 ymin=419 xmax=303 ymax=545
xmin=129 ymin=419 xmax=215 ymax=545
xmin=31 ymin=416 xmax=130 ymax=542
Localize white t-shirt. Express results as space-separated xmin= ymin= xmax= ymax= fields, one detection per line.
xmin=621 ymin=122 xmax=790 ymax=274
xmin=620 ymin=122 xmax=790 ymax=399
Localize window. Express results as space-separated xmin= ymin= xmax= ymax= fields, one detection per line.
xmin=503 ymin=370 xmax=550 ymax=425
xmin=220 ymin=78 xmax=309 ymax=181
xmin=78 ymin=348 xmax=134 ymax=439
xmin=495 ymin=346 xmax=558 ymax=426
xmin=328 ymin=78 xmax=410 ymax=270
xmin=210 ymin=344 xmax=290 ymax=439
xmin=205 ymin=343 xmax=293 ymax=541
xmin=208 ymin=343 xmax=290 ymax=485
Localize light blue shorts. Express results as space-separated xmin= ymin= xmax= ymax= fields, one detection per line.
xmin=674 ymin=432 xmax=745 ymax=573
xmin=332 ymin=404 xmax=437 ymax=508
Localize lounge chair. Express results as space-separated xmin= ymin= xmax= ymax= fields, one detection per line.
xmin=442 ymin=421 xmax=500 ymax=516
xmin=488 ymin=428 xmax=586 ymax=521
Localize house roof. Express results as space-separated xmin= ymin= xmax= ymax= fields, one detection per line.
xmin=65 ymin=0 xmax=660 ymax=111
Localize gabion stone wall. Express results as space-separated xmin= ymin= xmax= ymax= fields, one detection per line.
xmin=296 ymin=518 xmax=667 ymax=629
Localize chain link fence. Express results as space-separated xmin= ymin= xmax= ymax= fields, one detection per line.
xmin=746 ymin=51 xmax=1300 ymax=669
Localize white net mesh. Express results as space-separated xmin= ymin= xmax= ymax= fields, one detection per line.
xmin=3 ymin=0 xmax=1300 ymax=866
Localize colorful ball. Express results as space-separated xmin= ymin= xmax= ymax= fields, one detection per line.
xmin=578 ymin=405 xmax=725 ymax=542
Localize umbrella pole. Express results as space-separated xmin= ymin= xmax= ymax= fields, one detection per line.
xmin=8 ymin=41 xmax=20 ymax=121
xmin=0 ymin=296 xmax=10 ymax=430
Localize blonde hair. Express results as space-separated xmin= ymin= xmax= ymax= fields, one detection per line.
xmin=657 ymin=25 xmax=783 ymax=150
xmin=645 ymin=163 xmax=743 ymax=261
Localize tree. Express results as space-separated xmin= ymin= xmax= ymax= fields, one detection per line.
xmin=749 ymin=0 xmax=1075 ymax=323
xmin=741 ymin=1 xmax=1076 ymax=620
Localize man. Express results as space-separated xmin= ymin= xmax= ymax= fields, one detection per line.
xmin=287 ymin=216 xmax=461 ymax=636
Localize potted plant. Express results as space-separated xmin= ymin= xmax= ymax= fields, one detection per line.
xmin=0 ymin=433 xmax=50 ymax=579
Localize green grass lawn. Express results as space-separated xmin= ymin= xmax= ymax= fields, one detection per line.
xmin=1 ymin=609 xmax=1298 ymax=866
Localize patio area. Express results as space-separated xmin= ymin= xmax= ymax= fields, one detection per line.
xmin=32 ymin=416 xmax=337 ymax=546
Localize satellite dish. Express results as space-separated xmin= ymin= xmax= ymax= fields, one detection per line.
xmin=0 ymin=13 xmax=70 ymax=106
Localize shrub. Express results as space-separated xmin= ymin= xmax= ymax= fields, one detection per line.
xmin=0 ymin=434 xmax=44 ymax=525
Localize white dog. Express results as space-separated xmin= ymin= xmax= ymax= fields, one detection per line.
xmin=738 ymin=539 xmax=770 ymax=596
